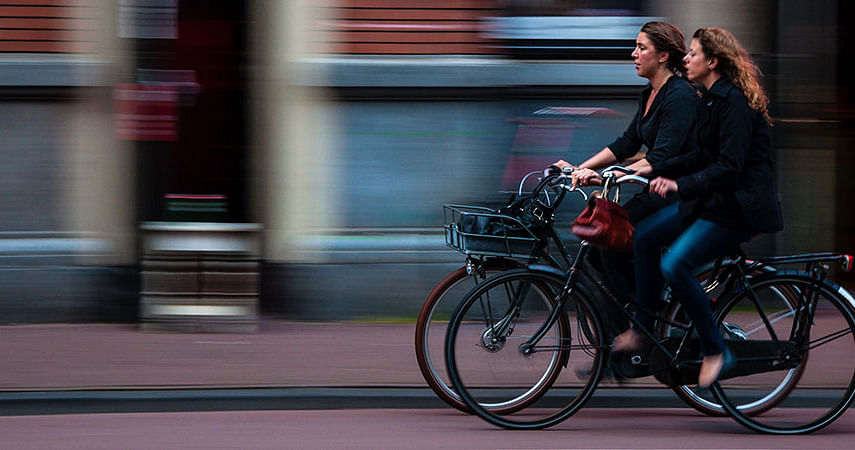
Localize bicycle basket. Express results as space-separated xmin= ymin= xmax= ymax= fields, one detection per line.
xmin=443 ymin=204 xmax=543 ymax=258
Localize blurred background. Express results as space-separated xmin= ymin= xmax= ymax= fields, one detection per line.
xmin=0 ymin=0 xmax=851 ymax=327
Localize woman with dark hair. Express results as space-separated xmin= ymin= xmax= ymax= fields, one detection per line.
xmin=556 ymin=21 xmax=697 ymax=223
xmin=552 ymin=22 xmax=699 ymax=352
xmin=614 ymin=27 xmax=783 ymax=388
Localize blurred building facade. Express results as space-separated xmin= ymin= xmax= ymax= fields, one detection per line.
xmin=0 ymin=0 xmax=850 ymax=323
xmin=0 ymin=1 xmax=134 ymax=321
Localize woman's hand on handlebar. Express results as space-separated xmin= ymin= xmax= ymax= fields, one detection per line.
xmin=650 ymin=176 xmax=678 ymax=197
xmin=551 ymin=160 xmax=577 ymax=171
xmin=571 ymin=167 xmax=603 ymax=189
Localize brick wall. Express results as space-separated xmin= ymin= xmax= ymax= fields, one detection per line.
xmin=315 ymin=0 xmax=501 ymax=55
xmin=0 ymin=0 xmax=98 ymax=53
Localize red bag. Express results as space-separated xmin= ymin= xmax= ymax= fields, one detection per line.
xmin=571 ymin=197 xmax=634 ymax=252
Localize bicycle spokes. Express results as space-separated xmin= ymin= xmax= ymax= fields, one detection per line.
xmin=445 ymin=270 xmax=605 ymax=428
xmin=712 ymin=274 xmax=855 ymax=434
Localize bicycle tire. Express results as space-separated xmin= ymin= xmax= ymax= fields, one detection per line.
xmin=445 ymin=268 xmax=606 ymax=429
xmin=414 ymin=259 xmax=523 ymax=413
xmin=711 ymin=271 xmax=855 ymax=434
xmin=664 ymin=262 xmax=804 ymax=417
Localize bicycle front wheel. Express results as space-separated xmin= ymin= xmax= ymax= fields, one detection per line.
xmin=414 ymin=259 xmax=522 ymax=413
xmin=712 ymin=273 xmax=855 ymax=434
xmin=445 ymin=269 xmax=606 ymax=429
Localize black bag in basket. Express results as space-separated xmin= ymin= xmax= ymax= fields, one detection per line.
xmin=458 ymin=176 xmax=557 ymax=241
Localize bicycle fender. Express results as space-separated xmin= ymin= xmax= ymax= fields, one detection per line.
xmin=748 ymin=269 xmax=855 ymax=311
xmin=526 ymin=264 xmax=568 ymax=279
xmin=838 ymin=285 xmax=855 ymax=310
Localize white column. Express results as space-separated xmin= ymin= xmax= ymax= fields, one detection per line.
xmin=649 ymin=0 xmax=775 ymax=54
xmin=251 ymin=0 xmax=339 ymax=262
xmin=67 ymin=0 xmax=137 ymax=265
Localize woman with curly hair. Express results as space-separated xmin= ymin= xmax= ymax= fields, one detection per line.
xmin=614 ymin=27 xmax=783 ymax=388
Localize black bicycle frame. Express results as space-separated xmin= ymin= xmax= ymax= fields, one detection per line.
xmin=518 ymin=245 xmax=850 ymax=370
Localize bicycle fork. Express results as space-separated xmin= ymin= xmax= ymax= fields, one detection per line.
xmin=479 ymin=279 xmax=531 ymax=352
xmin=519 ymin=244 xmax=591 ymax=358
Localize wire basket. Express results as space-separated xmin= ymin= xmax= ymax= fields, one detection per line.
xmin=443 ymin=204 xmax=543 ymax=259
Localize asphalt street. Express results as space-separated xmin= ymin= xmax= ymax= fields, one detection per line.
xmin=2 ymin=408 xmax=854 ymax=449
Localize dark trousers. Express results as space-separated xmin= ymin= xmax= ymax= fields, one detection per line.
xmin=586 ymin=191 xmax=675 ymax=337
xmin=633 ymin=202 xmax=751 ymax=356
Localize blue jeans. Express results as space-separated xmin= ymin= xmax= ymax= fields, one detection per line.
xmin=633 ymin=202 xmax=751 ymax=356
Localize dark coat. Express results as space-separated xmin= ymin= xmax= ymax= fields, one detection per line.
xmin=651 ymin=77 xmax=783 ymax=234
xmin=608 ymin=75 xmax=699 ymax=166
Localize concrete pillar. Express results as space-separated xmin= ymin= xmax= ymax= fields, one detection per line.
xmin=649 ymin=0 xmax=775 ymax=54
xmin=251 ymin=0 xmax=339 ymax=262
xmin=67 ymin=0 xmax=136 ymax=265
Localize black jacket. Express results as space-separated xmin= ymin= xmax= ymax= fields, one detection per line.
xmin=608 ymin=75 xmax=699 ymax=166
xmin=651 ymin=77 xmax=783 ymax=234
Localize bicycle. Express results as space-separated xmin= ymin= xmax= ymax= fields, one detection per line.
xmin=419 ymin=166 xmax=812 ymax=417
xmin=443 ymin=167 xmax=855 ymax=434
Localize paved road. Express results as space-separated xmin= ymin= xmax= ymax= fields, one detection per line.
xmin=2 ymin=408 xmax=853 ymax=449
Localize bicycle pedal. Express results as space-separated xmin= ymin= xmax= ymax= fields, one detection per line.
xmin=609 ymin=351 xmax=650 ymax=379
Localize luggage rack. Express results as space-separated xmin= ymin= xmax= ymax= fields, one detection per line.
xmin=443 ymin=204 xmax=542 ymax=259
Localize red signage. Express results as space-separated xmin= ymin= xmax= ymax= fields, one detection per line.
xmin=114 ymin=84 xmax=178 ymax=141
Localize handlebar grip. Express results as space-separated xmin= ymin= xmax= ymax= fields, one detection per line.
xmin=544 ymin=165 xmax=575 ymax=177
xmin=544 ymin=165 xmax=562 ymax=176
xmin=602 ymin=165 xmax=636 ymax=175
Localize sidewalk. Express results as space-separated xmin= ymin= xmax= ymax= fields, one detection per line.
xmin=0 ymin=321 xmax=668 ymax=392
xmin=2 ymin=318 xmax=849 ymax=390
xmin=1 ymin=321 xmax=427 ymax=391
xmin=1 ymin=318 xmax=848 ymax=414
xmin=0 ymin=320 xmax=683 ymax=413
xmin=1 ymin=320 xmax=662 ymax=390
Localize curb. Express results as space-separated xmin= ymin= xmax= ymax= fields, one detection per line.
xmin=3 ymin=387 xmax=838 ymax=416
xmin=0 ymin=387 xmax=688 ymax=416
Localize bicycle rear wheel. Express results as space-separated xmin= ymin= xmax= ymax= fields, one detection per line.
xmin=414 ymin=259 xmax=524 ymax=413
xmin=664 ymin=262 xmax=802 ymax=417
xmin=445 ymin=269 xmax=606 ymax=429
xmin=711 ymin=273 xmax=855 ymax=434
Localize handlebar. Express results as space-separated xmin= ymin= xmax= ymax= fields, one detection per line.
xmin=549 ymin=168 xmax=589 ymax=202
xmin=599 ymin=165 xmax=649 ymax=202
xmin=601 ymin=165 xmax=636 ymax=176
xmin=545 ymin=165 xmax=575 ymax=176
xmin=519 ymin=163 xmax=648 ymax=208
xmin=600 ymin=165 xmax=648 ymax=185
xmin=519 ymin=168 xmax=589 ymax=203
xmin=613 ymin=174 xmax=649 ymax=186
